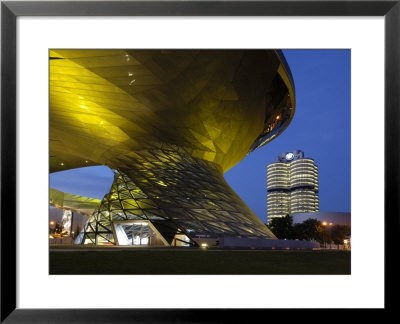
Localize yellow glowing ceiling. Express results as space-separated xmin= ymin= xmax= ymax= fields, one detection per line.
xmin=49 ymin=187 xmax=101 ymax=215
xmin=50 ymin=49 xmax=295 ymax=173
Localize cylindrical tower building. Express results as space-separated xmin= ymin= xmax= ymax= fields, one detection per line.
xmin=266 ymin=150 xmax=319 ymax=223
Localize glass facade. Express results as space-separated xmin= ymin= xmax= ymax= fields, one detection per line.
xmin=61 ymin=209 xmax=73 ymax=236
xmin=76 ymin=146 xmax=277 ymax=246
xmin=267 ymin=150 xmax=319 ymax=222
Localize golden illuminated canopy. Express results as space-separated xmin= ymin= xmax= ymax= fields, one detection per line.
xmin=50 ymin=49 xmax=295 ymax=173
xmin=49 ymin=188 xmax=100 ymax=216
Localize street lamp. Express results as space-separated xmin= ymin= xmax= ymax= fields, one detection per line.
xmin=321 ymin=222 xmax=327 ymax=248
xmin=321 ymin=221 xmax=334 ymax=248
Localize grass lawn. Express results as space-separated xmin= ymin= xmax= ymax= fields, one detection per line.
xmin=49 ymin=249 xmax=350 ymax=275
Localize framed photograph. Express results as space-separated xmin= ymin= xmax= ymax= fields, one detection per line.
xmin=1 ymin=0 xmax=398 ymax=321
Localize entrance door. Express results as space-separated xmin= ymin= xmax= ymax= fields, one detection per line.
xmin=132 ymin=222 xmax=149 ymax=245
xmin=113 ymin=221 xmax=168 ymax=246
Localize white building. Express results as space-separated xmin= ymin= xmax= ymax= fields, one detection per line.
xmin=267 ymin=150 xmax=319 ymax=223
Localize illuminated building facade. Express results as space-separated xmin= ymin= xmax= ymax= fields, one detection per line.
xmin=49 ymin=49 xmax=296 ymax=246
xmin=267 ymin=150 xmax=319 ymax=222
xmin=49 ymin=207 xmax=89 ymax=242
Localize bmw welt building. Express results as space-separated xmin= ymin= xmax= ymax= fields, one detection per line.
xmin=50 ymin=49 xmax=297 ymax=247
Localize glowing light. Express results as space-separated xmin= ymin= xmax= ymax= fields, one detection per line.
xmin=201 ymin=243 xmax=208 ymax=248
xmin=60 ymin=162 xmax=64 ymax=166
xmin=322 ymin=221 xmax=327 ymax=226
xmin=133 ymin=222 xmax=148 ymax=226
xmin=50 ymin=221 xmax=55 ymax=225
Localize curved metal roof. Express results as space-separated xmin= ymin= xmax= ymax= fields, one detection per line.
xmin=50 ymin=49 xmax=295 ymax=173
xmin=49 ymin=187 xmax=101 ymax=216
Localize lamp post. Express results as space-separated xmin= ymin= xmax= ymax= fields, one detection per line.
xmin=321 ymin=221 xmax=327 ymax=248
xmin=321 ymin=221 xmax=334 ymax=248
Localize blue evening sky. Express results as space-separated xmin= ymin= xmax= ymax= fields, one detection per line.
xmin=50 ymin=49 xmax=351 ymax=223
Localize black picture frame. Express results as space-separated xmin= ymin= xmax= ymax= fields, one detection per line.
xmin=1 ymin=0 xmax=398 ymax=321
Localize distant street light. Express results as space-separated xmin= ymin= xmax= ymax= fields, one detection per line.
xmin=321 ymin=221 xmax=331 ymax=248
xmin=321 ymin=222 xmax=327 ymax=248
xmin=321 ymin=221 xmax=334 ymax=248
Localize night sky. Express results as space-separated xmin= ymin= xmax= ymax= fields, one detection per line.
xmin=50 ymin=49 xmax=351 ymax=223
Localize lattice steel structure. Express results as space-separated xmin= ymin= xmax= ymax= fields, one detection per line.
xmin=49 ymin=49 xmax=296 ymax=246
xmin=76 ymin=146 xmax=277 ymax=245
xmin=267 ymin=150 xmax=319 ymax=223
